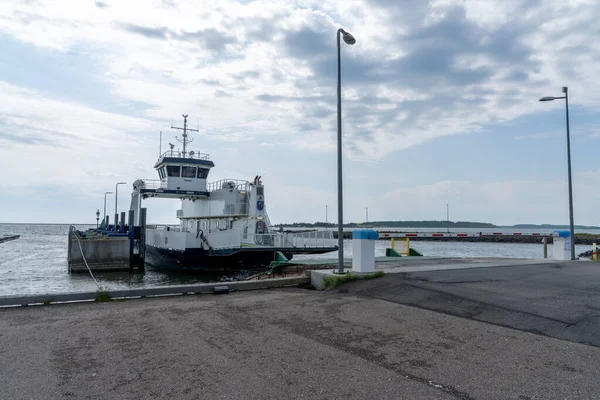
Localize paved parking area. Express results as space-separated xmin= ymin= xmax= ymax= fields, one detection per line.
xmin=2 ymin=271 xmax=600 ymax=400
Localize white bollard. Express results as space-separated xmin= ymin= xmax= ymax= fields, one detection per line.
xmin=552 ymin=230 xmax=572 ymax=261
xmin=352 ymin=229 xmax=379 ymax=273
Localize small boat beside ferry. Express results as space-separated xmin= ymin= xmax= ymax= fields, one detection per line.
xmin=128 ymin=115 xmax=337 ymax=271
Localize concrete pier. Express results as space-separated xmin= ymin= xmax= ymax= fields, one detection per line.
xmin=301 ymin=256 xmax=558 ymax=289
xmin=2 ymin=260 xmax=600 ymax=399
xmin=67 ymin=211 xmax=146 ymax=273
xmin=68 ymin=234 xmax=130 ymax=272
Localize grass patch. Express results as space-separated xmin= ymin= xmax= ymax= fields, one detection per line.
xmin=95 ymin=291 xmax=111 ymax=302
xmin=322 ymin=270 xmax=385 ymax=289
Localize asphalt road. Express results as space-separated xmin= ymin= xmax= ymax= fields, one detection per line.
xmin=351 ymin=261 xmax=600 ymax=347
xmin=2 ymin=279 xmax=600 ymax=399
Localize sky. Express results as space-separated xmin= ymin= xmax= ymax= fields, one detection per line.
xmin=1 ymin=0 xmax=600 ymax=226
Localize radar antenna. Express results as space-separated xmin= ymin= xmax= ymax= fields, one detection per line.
xmin=171 ymin=114 xmax=199 ymax=158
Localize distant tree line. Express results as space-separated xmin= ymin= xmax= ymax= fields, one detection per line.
xmin=277 ymin=220 xmax=497 ymax=228
xmin=276 ymin=221 xmax=599 ymax=229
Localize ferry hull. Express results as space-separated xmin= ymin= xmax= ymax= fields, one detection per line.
xmin=145 ymin=244 xmax=337 ymax=272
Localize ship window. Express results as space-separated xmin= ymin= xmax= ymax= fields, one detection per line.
xmin=182 ymin=166 xmax=196 ymax=178
xmin=158 ymin=167 xmax=165 ymax=179
xmin=257 ymin=186 xmax=264 ymax=196
xmin=161 ymin=167 xmax=167 ymax=178
xmin=197 ymin=168 xmax=208 ymax=179
xmin=167 ymin=165 xmax=181 ymax=177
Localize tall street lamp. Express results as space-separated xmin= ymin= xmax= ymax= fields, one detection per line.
xmin=336 ymin=28 xmax=356 ymax=274
xmin=115 ymin=182 xmax=127 ymax=227
xmin=539 ymin=86 xmax=575 ymax=260
xmin=103 ymin=191 xmax=113 ymax=222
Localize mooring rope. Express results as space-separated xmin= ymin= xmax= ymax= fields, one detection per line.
xmin=73 ymin=231 xmax=105 ymax=291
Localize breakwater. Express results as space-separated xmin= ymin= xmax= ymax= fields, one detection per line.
xmin=0 ymin=235 xmax=19 ymax=244
xmin=332 ymin=231 xmax=600 ymax=245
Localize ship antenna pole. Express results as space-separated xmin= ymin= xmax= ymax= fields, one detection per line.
xmin=172 ymin=114 xmax=198 ymax=158
xmin=182 ymin=114 xmax=188 ymax=157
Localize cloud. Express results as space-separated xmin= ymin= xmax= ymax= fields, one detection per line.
xmin=2 ymin=0 xmax=600 ymax=224
xmin=2 ymin=0 xmax=600 ymax=162
xmin=119 ymin=23 xmax=236 ymax=52
xmin=0 ymin=81 xmax=155 ymax=196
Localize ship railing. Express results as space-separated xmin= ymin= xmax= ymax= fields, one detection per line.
xmin=135 ymin=179 xmax=167 ymax=190
xmin=285 ymin=230 xmax=336 ymax=248
xmin=241 ymin=231 xmax=336 ymax=248
xmin=146 ymin=224 xmax=183 ymax=232
xmin=159 ymin=150 xmax=210 ymax=160
xmin=206 ymin=179 xmax=251 ymax=193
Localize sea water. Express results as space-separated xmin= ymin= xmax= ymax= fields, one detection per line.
xmin=0 ymin=223 xmax=592 ymax=296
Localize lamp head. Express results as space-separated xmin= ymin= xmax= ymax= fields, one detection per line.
xmin=562 ymin=86 xmax=568 ymax=94
xmin=342 ymin=31 xmax=356 ymax=45
xmin=539 ymin=97 xmax=556 ymax=102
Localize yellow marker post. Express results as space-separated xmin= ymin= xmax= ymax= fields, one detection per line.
xmin=391 ymin=238 xmax=395 ymax=253
xmin=593 ymin=243 xmax=597 ymax=262
xmin=406 ymin=238 xmax=410 ymax=256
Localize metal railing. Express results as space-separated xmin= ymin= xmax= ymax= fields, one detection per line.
xmin=134 ymin=179 xmax=167 ymax=190
xmin=206 ymin=179 xmax=250 ymax=193
xmin=287 ymin=230 xmax=335 ymax=248
xmin=241 ymin=231 xmax=336 ymax=248
xmin=159 ymin=150 xmax=210 ymax=160
xmin=147 ymin=224 xmax=183 ymax=232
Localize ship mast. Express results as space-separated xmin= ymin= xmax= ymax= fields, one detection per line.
xmin=171 ymin=114 xmax=199 ymax=158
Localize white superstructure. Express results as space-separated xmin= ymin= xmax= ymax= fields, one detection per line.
xmin=128 ymin=115 xmax=336 ymax=270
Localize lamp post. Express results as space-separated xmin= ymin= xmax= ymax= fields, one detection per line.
xmin=447 ymin=204 xmax=449 ymax=233
xmin=539 ymin=87 xmax=575 ymax=260
xmin=115 ymin=182 xmax=126 ymax=227
xmin=336 ymin=28 xmax=356 ymax=274
xmin=103 ymin=191 xmax=113 ymax=222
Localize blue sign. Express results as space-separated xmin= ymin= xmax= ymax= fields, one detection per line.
xmin=257 ymin=201 xmax=264 ymax=211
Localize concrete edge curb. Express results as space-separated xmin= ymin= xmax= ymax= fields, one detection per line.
xmin=0 ymin=276 xmax=310 ymax=307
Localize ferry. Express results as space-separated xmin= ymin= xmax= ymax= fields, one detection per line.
xmin=128 ymin=115 xmax=337 ymax=271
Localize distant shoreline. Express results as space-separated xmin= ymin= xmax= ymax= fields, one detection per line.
xmin=277 ymin=221 xmax=600 ymax=230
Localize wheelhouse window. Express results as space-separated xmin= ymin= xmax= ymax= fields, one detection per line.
xmin=182 ymin=166 xmax=196 ymax=178
xmin=167 ymin=165 xmax=181 ymax=177
xmin=197 ymin=168 xmax=209 ymax=179
xmin=158 ymin=167 xmax=166 ymax=179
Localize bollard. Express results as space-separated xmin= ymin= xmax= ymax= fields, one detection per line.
xmin=552 ymin=230 xmax=572 ymax=260
xmin=543 ymin=237 xmax=548 ymax=259
xmin=594 ymin=243 xmax=597 ymax=262
xmin=352 ymin=229 xmax=379 ymax=273
xmin=120 ymin=211 xmax=126 ymax=233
